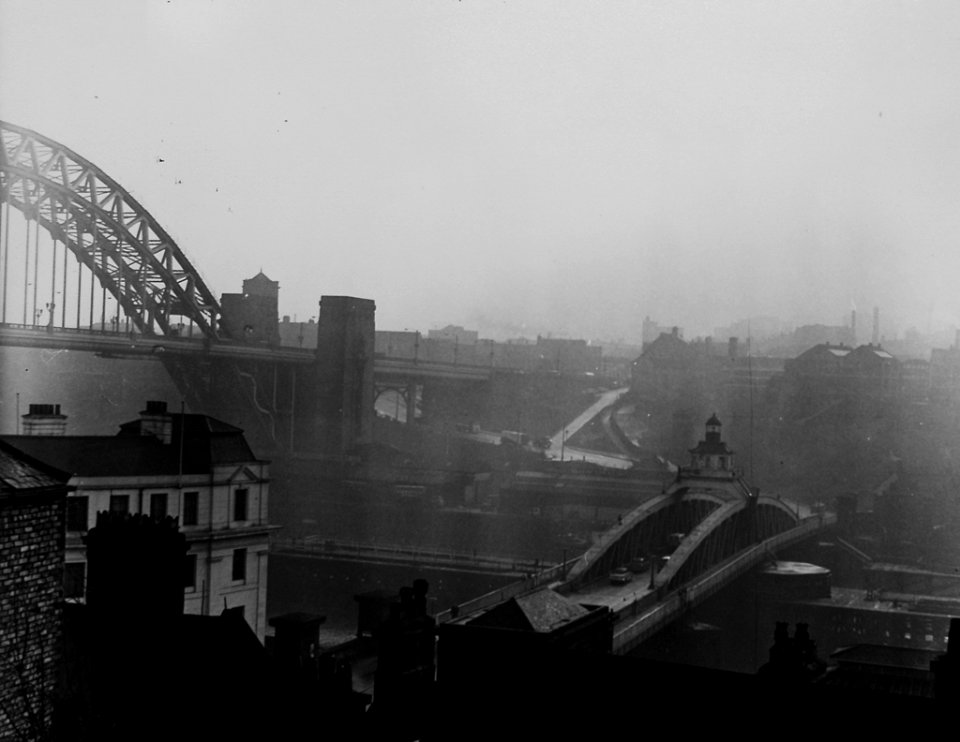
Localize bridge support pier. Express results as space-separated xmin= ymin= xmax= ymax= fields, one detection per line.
xmin=406 ymin=382 xmax=419 ymax=421
xmin=311 ymin=296 xmax=376 ymax=458
xmin=158 ymin=296 xmax=375 ymax=461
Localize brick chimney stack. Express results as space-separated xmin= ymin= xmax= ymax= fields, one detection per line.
xmin=139 ymin=400 xmax=173 ymax=444
xmin=22 ymin=403 xmax=67 ymax=436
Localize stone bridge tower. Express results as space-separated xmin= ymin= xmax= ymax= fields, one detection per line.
xmin=314 ymin=296 xmax=376 ymax=460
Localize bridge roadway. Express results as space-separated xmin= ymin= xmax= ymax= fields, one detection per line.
xmin=431 ymin=512 xmax=835 ymax=654
xmin=564 ymin=512 xmax=836 ymax=654
xmin=0 ymin=323 xmax=493 ymax=381
xmin=543 ymin=387 xmax=636 ymax=470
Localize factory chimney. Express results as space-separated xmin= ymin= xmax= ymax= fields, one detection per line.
xmin=872 ymin=307 xmax=880 ymax=345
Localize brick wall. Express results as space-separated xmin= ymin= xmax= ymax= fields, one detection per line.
xmin=0 ymin=495 xmax=65 ymax=740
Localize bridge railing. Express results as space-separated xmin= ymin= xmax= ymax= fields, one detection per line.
xmin=433 ymin=557 xmax=583 ymax=624
xmin=273 ymin=535 xmax=547 ymax=574
xmin=0 ymin=320 xmax=205 ymax=339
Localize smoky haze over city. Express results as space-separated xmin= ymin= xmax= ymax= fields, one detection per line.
xmin=3 ymin=1 xmax=960 ymax=739
xmin=3 ymin=1 xmax=960 ymax=341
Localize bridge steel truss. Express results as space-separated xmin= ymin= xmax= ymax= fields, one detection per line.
xmin=0 ymin=120 xmax=221 ymax=338
xmin=561 ymin=482 xmax=799 ymax=593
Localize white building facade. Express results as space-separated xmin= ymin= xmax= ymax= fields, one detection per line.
xmin=3 ymin=401 xmax=276 ymax=642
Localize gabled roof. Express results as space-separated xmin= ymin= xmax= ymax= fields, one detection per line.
xmin=641 ymin=331 xmax=694 ymax=360
xmin=849 ymin=344 xmax=894 ymax=360
xmin=468 ymin=588 xmax=589 ymax=633
xmin=796 ymin=343 xmax=852 ymax=361
xmin=514 ymin=589 xmax=589 ymax=632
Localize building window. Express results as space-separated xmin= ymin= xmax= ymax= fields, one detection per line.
xmin=109 ymin=495 xmax=129 ymax=515
xmin=64 ymin=562 xmax=86 ymax=599
xmin=183 ymin=553 xmax=197 ymax=591
xmin=66 ymin=497 xmax=89 ymax=532
xmin=182 ymin=491 xmax=199 ymax=526
xmin=233 ymin=488 xmax=249 ymax=522
xmin=232 ymin=548 xmax=247 ymax=582
xmin=150 ymin=493 xmax=168 ymax=520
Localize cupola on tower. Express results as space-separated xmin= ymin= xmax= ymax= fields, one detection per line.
xmin=688 ymin=413 xmax=735 ymax=474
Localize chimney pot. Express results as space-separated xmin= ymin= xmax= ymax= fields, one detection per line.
xmin=22 ymin=403 xmax=67 ymax=436
xmin=140 ymin=401 xmax=173 ymax=444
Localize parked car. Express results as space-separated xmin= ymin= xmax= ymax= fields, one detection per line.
xmin=609 ymin=567 xmax=633 ymax=585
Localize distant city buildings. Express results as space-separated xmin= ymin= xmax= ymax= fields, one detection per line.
xmin=783 ymin=343 xmax=902 ymax=401
xmin=787 ymin=324 xmax=857 ymax=352
xmin=370 ymin=327 xmax=603 ymax=376
xmin=714 ymin=316 xmax=785 ymax=344
xmin=427 ymin=324 xmax=478 ymax=345
xmin=642 ymin=316 xmax=680 ymax=345
xmin=630 ymin=328 xmax=784 ymax=415
xmin=929 ymin=336 xmax=960 ymax=403
xmin=278 ymin=315 xmax=317 ymax=348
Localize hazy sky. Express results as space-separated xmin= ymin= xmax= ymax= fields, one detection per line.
xmin=2 ymin=1 xmax=959 ymax=341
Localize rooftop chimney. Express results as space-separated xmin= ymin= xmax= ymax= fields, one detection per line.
xmin=85 ymin=511 xmax=187 ymax=622
xmin=22 ymin=403 xmax=67 ymax=436
xmin=269 ymin=613 xmax=327 ymax=680
xmin=139 ymin=400 xmax=172 ymax=444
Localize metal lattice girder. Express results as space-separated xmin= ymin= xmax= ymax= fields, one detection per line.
xmin=0 ymin=120 xmax=220 ymax=337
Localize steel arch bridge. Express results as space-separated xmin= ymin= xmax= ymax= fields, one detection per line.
xmin=0 ymin=120 xmax=220 ymax=338
xmin=561 ymin=472 xmax=800 ymax=594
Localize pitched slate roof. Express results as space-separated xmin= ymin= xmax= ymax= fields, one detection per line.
xmin=0 ymin=439 xmax=71 ymax=503
xmin=467 ymin=588 xmax=589 ymax=633
xmin=0 ymin=439 xmax=70 ymax=491
xmin=1 ymin=414 xmax=260 ymax=479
